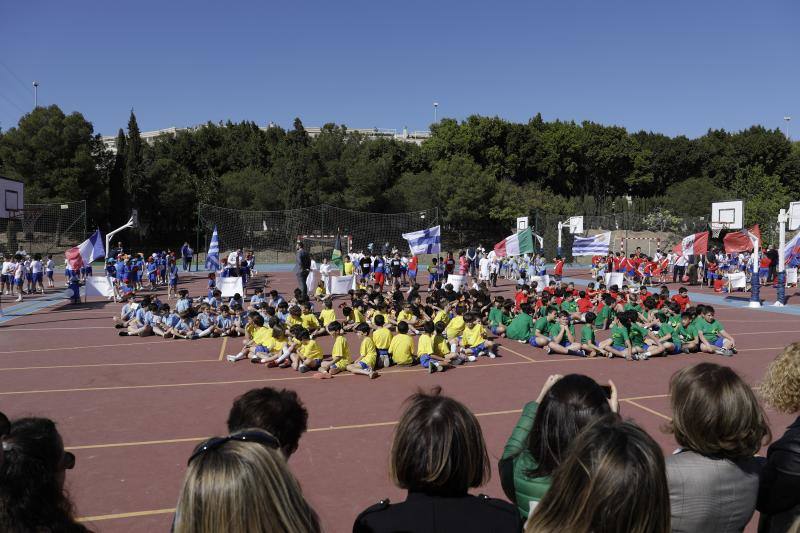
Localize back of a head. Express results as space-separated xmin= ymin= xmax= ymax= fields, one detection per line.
xmin=759 ymin=342 xmax=800 ymax=415
xmin=669 ymin=362 xmax=770 ymax=459
xmin=526 ymin=415 xmax=670 ymax=533
xmin=527 ymin=374 xmax=612 ymax=477
xmin=391 ymin=387 xmax=489 ymax=495
xmin=175 ymin=432 xmax=319 ymax=533
xmin=227 ymin=388 xmax=308 ymax=457
xmin=0 ymin=417 xmax=86 ymax=533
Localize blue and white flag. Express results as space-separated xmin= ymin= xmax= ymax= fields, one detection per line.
xmin=402 ymin=225 xmax=441 ymax=255
xmin=78 ymin=229 xmax=105 ymax=264
xmin=572 ymin=232 xmax=611 ymax=257
xmin=205 ymin=226 xmax=220 ymax=271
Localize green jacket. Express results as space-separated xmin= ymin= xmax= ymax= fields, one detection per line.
xmin=499 ymin=401 xmax=552 ymax=519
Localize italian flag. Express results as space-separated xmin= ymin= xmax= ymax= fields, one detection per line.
xmin=494 ymin=227 xmax=534 ymax=257
xmin=673 ymin=231 xmax=709 ymax=257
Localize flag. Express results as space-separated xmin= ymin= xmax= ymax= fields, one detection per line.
xmin=723 ymin=225 xmax=761 ymax=254
xmin=65 ymin=229 xmax=105 ymax=270
xmin=494 ymin=227 xmax=534 ymax=257
xmin=783 ymin=230 xmax=800 ymax=266
xmin=673 ymin=231 xmax=709 ymax=257
xmin=205 ymin=226 xmax=220 ymax=271
xmin=331 ymin=233 xmax=344 ymax=270
xmin=402 ymin=225 xmax=441 ymax=255
xmin=572 ymin=232 xmax=611 ymax=256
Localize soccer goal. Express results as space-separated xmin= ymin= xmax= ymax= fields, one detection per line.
xmin=297 ymin=234 xmax=352 ymax=262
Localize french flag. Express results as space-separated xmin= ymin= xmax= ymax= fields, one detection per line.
xmin=784 ymin=230 xmax=800 ymax=266
xmin=673 ymin=231 xmax=709 ymax=257
xmin=65 ymin=229 xmax=105 ymax=270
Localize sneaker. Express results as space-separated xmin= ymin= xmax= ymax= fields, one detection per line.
xmin=298 ymin=365 xmax=309 ymax=373
xmin=517 ymin=339 xmax=527 ymax=344
xmin=369 ymin=370 xmax=379 ymax=379
xmin=226 ymin=353 xmax=245 ymax=362
xmin=250 ymin=357 xmax=264 ymax=364
xmin=266 ymin=361 xmax=279 ymax=368
xmin=381 ymin=355 xmax=392 ymax=368
xmin=488 ymin=351 xmax=496 ymax=359
xmin=279 ymin=360 xmax=292 ymax=368
xmin=477 ymin=350 xmax=487 ymax=358
xmin=436 ymin=363 xmax=446 ymax=372
xmin=640 ymin=351 xmax=651 ymax=360
xmin=467 ymin=355 xmax=478 ymax=362
xmin=118 ymin=331 xmax=128 ymax=336
xmin=543 ymin=346 xmax=551 ymax=355
xmin=428 ymin=363 xmax=436 ymax=374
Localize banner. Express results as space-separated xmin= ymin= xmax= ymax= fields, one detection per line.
xmin=218 ymin=276 xmax=244 ymax=298
xmin=446 ymin=274 xmax=466 ymax=292
xmin=530 ymin=274 xmax=549 ymax=292
xmin=572 ymin=232 xmax=611 ymax=256
xmin=726 ymin=271 xmax=747 ymax=290
xmin=402 ymin=226 xmax=441 ymax=255
xmin=787 ymin=268 xmax=798 ymax=285
xmin=330 ymin=275 xmax=354 ymax=295
xmin=604 ymin=272 xmax=624 ymax=288
xmin=84 ymin=276 xmax=115 ymax=298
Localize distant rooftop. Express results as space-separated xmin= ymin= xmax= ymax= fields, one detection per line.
xmin=101 ymin=123 xmax=431 ymax=153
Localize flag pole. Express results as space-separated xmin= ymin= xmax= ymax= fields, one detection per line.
xmin=774 ymin=209 xmax=787 ymax=306
xmin=749 ymin=234 xmax=761 ymax=308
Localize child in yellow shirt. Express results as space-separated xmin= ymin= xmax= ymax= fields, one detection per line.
xmin=388 ymin=321 xmax=416 ymax=366
xmin=460 ymin=312 xmax=495 ymax=361
xmin=320 ymin=321 xmax=351 ymax=375
xmin=417 ymin=321 xmax=452 ymax=373
xmin=301 ymin=302 xmax=326 ymax=338
xmin=318 ymin=299 xmax=337 ymax=327
xmin=371 ymin=314 xmax=394 ymax=368
xmin=395 ymin=303 xmax=420 ymax=335
xmin=347 ymin=322 xmax=380 ymax=379
xmin=285 ymin=306 xmax=304 ymax=328
xmin=445 ymin=304 xmax=467 ymax=354
xmin=288 ymin=328 xmax=323 ymax=373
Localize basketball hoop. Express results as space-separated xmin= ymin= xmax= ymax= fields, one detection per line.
xmin=5 ymin=209 xmax=23 ymax=221
xmin=710 ymin=222 xmax=730 ymax=239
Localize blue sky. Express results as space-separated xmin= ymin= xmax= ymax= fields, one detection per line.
xmin=1 ymin=1 xmax=797 ymax=139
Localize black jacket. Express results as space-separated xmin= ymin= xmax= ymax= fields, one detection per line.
xmin=758 ymin=415 xmax=800 ymax=533
xmin=353 ymin=491 xmax=522 ymax=533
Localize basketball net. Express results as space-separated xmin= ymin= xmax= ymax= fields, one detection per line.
xmin=710 ymin=222 xmax=729 ymax=239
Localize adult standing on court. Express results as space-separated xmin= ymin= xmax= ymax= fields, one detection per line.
xmin=295 ymin=242 xmax=311 ymax=302
xmin=467 ymin=246 xmax=477 ymax=277
xmin=180 ymin=242 xmax=193 ymax=271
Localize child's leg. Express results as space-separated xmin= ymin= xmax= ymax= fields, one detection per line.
xmin=546 ymin=341 xmax=569 ymax=354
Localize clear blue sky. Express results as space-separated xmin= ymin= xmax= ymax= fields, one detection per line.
xmin=1 ymin=0 xmax=797 ymax=139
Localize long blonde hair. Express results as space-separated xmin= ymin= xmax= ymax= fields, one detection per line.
xmin=174 ymin=432 xmax=320 ymax=533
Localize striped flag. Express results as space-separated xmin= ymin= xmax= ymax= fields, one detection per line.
xmin=331 ymin=233 xmax=344 ymax=270
xmin=205 ymin=226 xmax=220 ymax=271
xmin=402 ymin=225 xmax=441 ymax=255
xmin=673 ymin=231 xmax=709 ymax=257
xmin=784 ymin=230 xmax=800 ymax=266
xmin=572 ymin=232 xmax=611 ymax=256
xmin=65 ymin=229 xmax=105 ymax=270
xmin=494 ymin=227 xmax=534 ymax=257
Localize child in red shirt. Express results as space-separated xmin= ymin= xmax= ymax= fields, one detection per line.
xmin=670 ymin=287 xmax=691 ymax=311
xmin=553 ymin=256 xmax=565 ymax=280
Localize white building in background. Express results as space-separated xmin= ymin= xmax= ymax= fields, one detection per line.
xmin=101 ymin=124 xmax=430 ymax=154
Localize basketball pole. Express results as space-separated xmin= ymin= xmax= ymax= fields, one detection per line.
xmin=773 ymin=209 xmax=787 ymax=306
xmin=749 ymin=234 xmax=761 ymax=308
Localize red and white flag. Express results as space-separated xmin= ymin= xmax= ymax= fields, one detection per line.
xmin=723 ymin=225 xmax=761 ymax=254
xmin=673 ymin=231 xmax=709 ymax=257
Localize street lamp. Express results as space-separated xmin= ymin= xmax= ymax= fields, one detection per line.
xmin=433 ymin=102 xmax=439 ymax=124
xmin=32 ymin=81 xmax=39 ymax=108
xmin=784 ymin=116 xmax=792 ymax=140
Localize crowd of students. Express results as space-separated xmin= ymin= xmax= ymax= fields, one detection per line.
xmin=0 ymin=253 xmax=56 ymax=302
xmin=2 ymin=342 xmax=799 ymax=532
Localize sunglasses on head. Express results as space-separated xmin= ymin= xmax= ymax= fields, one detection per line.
xmin=187 ymin=430 xmax=281 ymax=465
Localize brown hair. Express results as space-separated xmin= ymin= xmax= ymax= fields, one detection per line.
xmin=174 ymin=431 xmax=319 ymax=533
xmin=759 ymin=342 xmax=800 ymax=414
xmin=668 ymin=362 xmax=770 ymax=459
xmin=390 ymin=387 xmax=490 ymax=495
xmin=526 ymin=415 xmax=670 ymax=533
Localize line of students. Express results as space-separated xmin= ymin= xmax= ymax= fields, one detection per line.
xmin=0 ymin=253 xmax=54 ymax=301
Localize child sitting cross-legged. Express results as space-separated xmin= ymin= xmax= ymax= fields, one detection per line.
xmin=348 ymin=322 xmax=380 ymax=379
xmin=417 ymin=321 xmax=453 ymax=373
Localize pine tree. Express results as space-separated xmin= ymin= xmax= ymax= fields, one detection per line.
xmin=108 ymin=128 xmax=127 ymax=226
xmin=124 ymin=110 xmax=142 ymax=202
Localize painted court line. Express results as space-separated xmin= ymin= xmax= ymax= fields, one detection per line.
xmin=0 ymin=359 xmax=217 ymax=372
xmin=501 ymin=344 xmax=538 ymax=362
xmin=622 ymin=399 xmax=672 ymax=421
xmin=0 ymin=326 xmax=110 ymax=331
xmin=218 ymin=337 xmax=228 ymax=361
xmin=78 ymin=508 xmax=175 ymax=523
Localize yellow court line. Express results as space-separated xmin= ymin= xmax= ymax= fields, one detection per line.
xmin=0 ymin=359 xmax=217 ymax=372
xmin=0 ymin=340 xmax=168 ymax=355
xmin=1 ymin=326 xmax=111 ymax=332
xmin=218 ymin=337 xmax=228 ymax=361
xmin=501 ymin=344 xmax=538 ymax=362
xmin=78 ymin=508 xmax=175 ymax=523
xmin=622 ymin=399 xmax=672 ymax=421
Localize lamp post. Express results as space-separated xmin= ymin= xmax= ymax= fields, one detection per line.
xmin=784 ymin=116 xmax=792 ymax=140
xmin=32 ymin=81 xmax=39 ymax=108
xmin=433 ymin=102 xmax=439 ymax=124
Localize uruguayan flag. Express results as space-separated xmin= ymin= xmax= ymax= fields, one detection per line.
xmin=205 ymin=226 xmax=220 ymax=271
xmin=402 ymin=225 xmax=441 ymax=255
xmin=572 ymin=232 xmax=611 ymax=256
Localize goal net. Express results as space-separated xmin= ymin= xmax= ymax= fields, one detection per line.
xmin=298 ymin=234 xmax=352 ymax=263
xmin=197 ymin=204 xmax=438 ymax=264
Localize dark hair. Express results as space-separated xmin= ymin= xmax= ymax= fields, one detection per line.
xmin=584 ymin=311 xmax=597 ymax=324
xmin=526 ymin=374 xmax=612 ymax=477
xmin=374 ymin=314 xmax=385 ymax=327
xmin=667 ymin=363 xmax=770 ymax=459
xmin=227 ymin=388 xmax=309 ymax=457
xmin=528 ymin=415 xmax=670 ymax=533
xmin=391 ymin=387 xmax=489 ymax=495
xmin=397 ymin=321 xmax=409 ymax=334
xmin=355 ymin=322 xmax=371 ymax=335
xmin=327 ymin=321 xmax=342 ymax=333
xmin=251 ymin=314 xmax=265 ymax=327
xmin=0 ymin=418 xmax=88 ymax=533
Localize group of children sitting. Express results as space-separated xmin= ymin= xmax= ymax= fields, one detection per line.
xmin=498 ymin=280 xmax=737 ymax=359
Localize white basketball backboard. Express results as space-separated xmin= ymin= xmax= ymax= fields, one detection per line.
xmin=0 ymin=176 xmax=24 ymax=219
xmin=516 ymin=216 xmax=529 ymax=232
xmin=789 ymin=201 xmax=800 ymax=231
xmin=568 ymin=216 xmax=584 ymax=234
xmin=711 ymin=200 xmax=744 ymax=230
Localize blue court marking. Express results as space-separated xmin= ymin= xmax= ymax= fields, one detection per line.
xmin=0 ymin=290 xmax=71 ymax=326
xmin=560 ymin=276 xmax=800 ymax=317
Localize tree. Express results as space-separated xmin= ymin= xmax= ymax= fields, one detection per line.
xmin=664 ymin=176 xmax=728 ymax=218
xmin=729 ymin=165 xmax=789 ymax=234
xmin=108 ymin=129 xmax=127 ymax=227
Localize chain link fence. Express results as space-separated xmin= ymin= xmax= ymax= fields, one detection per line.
xmin=0 ymin=200 xmax=86 ymax=257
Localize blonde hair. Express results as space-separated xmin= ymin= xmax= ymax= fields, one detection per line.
xmin=759 ymin=342 xmax=800 ymax=414
xmin=174 ymin=433 xmax=320 ymax=533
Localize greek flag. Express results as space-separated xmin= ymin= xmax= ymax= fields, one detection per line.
xmin=572 ymin=232 xmax=611 ymax=256
xmin=402 ymin=225 xmax=441 ymax=255
xmin=205 ymin=226 xmax=220 ymax=271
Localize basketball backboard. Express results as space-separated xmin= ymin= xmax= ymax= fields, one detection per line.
xmin=0 ymin=176 xmax=24 ymax=219
xmin=516 ymin=216 xmax=529 ymax=232
xmin=789 ymin=201 xmax=800 ymax=231
xmin=568 ymin=216 xmax=584 ymax=234
xmin=711 ymin=200 xmax=743 ymax=230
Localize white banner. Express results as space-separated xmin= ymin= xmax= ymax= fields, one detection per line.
xmin=727 ymin=271 xmax=747 ymax=289
xmin=446 ymin=274 xmax=466 ymax=292
xmin=84 ymin=276 xmax=115 ymax=298
xmin=330 ymin=275 xmax=354 ymax=295
xmin=530 ymin=275 xmax=550 ymax=292
xmin=787 ymin=268 xmax=798 ymax=285
xmin=219 ymin=276 xmax=244 ymax=298
xmin=604 ymin=272 xmax=624 ymax=288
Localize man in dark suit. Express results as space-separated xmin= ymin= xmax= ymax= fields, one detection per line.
xmin=294 ymin=242 xmax=311 ymax=302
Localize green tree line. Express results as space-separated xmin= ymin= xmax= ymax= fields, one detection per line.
xmin=0 ymin=105 xmax=798 ymax=246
